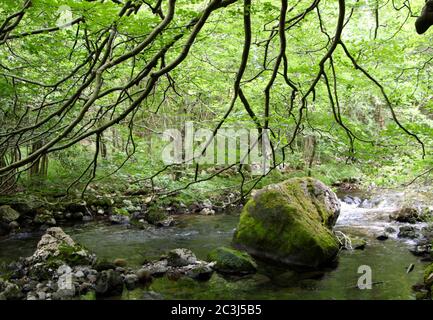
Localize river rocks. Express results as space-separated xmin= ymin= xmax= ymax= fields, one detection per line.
xmin=34 ymin=209 xmax=56 ymax=226
xmin=155 ymin=216 xmax=175 ymax=227
xmin=0 ymin=206 xmax=21 ymax=235
xmin=385 ymin=227 xmax=397 ymax=234
xmin=168 ymin=249 xmax=197 ymax=267
xmin=64 ymin=200 xmax=88 ymax=214
xmin=140 ymin=248 xmax=214 ymax=281
xmin=145 ymin=208 xmax=169 ymax=225
xmin=124 ymin=274 xmax=139 ymax=290
xmin=199 ymin=208 xmax=215 ymax=216
xmin=398 ymin=226 xmax=419 ymax=239
xmin=421 ymin=225 xmax=433 ymax=241
xmin=183 ymin=263 xmax=214 ymax=281
xmin=94 ymin=260 xmax=117 ymax=272
xmin=233 ymin=177 xmax=341 ymax=268
xmin=410 ymin=243 xmax=432 ymax=257
xmin=55 ymin=266 xmax=76 ymax=299
xmin=1 ymin=227 xmax=168 ymax=300
xmin=122 ymin=200 xmax=141 ymax=213
xmin=95 ymin=269 xmax=124 ymax=297
xmin=207 ymin=247 xmax=257 ymax=275
xmin=26 ymin=227 xmax=95 ymax=267
xmin=342 ymin=195 xmax=362 ymax=206
xmin=390 ymin=207 xmax=425 ymax=224
xmin=0 ymin=205 xmax=20 ymax=223
xmin=0 ymin=280 xmax=24 ymax=300
xmin=109 ymin=213 xmax=130 ymax=225
xmin=141 ymin=260 xmax=169 ymax=277
xmin=376 ymin=233 xmax=389 ymax=241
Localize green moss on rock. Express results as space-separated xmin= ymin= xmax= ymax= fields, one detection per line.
xmin=424 ymin=263 xmax=433 ymax=288
xmin=0 ymin=205 xmax=20 ymax=223
xmin=233 ymin=177 xmax=340 ymax=268
xmin=208 ymin=247 xmax=257 ymax=275
xmin=113 ymin=208 xmax=130 ymax=216
xmin=57 ymin=242 xmax=92 ymax=266
xmin=146 ymin=208 xmax=168 ymax=225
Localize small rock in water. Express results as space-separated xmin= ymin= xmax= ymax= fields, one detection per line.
xmin=124 ymin=274 xmax=139 ymax=291
xmin=184 ymin=263 xmax=214 ymax=281
xmin=410 ymin=244 xmax=431 ymax=257
xmin=109 ymin=214 xmax=130 ymax=225
xmin=95 ymin=269 xmax=124 ymax=297
xmin=167 ymin=248 xmax=197 ymax=267
xmin=398 ymin=226 xmax=419 ymax=239
xmin=385 ymin=227 xmax=396 ymax=234
xmin=199 ymin=208 xmax=215 ymax=216
xmin=156 ymin=217 xmax=175 ymax=227
xmin=342 ymin=196 xmax=362 ymax=206
xmin=376 ymin=233 xmax=389 ymax=241
xmin=390 ymin=207 xmax=423 ymax=224
xmin=140 ymin=260 xmax=169 ymax=277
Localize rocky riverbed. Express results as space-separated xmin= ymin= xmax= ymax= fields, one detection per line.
xmin=0 ymin=181 xmax=432 ymax=300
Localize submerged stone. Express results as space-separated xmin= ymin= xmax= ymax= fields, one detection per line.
xmin=207 ymin=247 xmax=257 ymax=275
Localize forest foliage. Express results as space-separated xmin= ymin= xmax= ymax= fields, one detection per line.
xmin=0 ymin=0 xmax=432 ymax=200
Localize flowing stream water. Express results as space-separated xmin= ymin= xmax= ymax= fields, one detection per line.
xmin=0 ymin=191 xmax=430 ymax=300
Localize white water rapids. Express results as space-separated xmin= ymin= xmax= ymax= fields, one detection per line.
xmin=335 ymin=191 xmax=430 ymax=245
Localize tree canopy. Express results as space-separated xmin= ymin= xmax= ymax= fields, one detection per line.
xmin=0 ymin=0 xmax=432 ymax=196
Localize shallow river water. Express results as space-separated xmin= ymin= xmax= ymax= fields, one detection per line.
xmin=0 ymin=193 xmax=430 ymax=300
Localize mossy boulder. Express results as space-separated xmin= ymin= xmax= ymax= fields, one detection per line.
xmin=233 ymin=177 xmax=341 ymax=268
xmin=208 ymin=247 xmax=257 ymax=275
xmin=424 ymin=263 xmax=433 ymax=289
xmin=0 ymin=205 xmax=20 ymax=223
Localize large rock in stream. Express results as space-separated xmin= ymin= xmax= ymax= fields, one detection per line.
xmin=233 ymin=177 xmax=341 ymax=268
xmin=27 ymin=227 xmax=95 ymax=267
